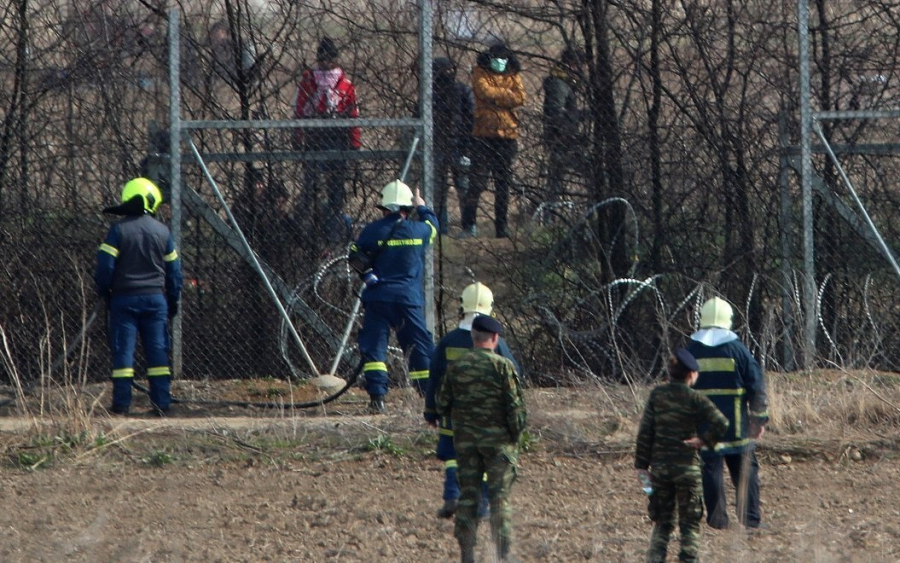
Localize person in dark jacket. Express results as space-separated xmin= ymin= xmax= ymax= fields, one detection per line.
xmin=686 ymin=297 xmax=769 ymax=530
xmin=635 ymin=348 xmax=730 ymax=563
xmin=460 ymin=42 xmax=526 ymax=239
xmin=424 ymin=282 xmax=519 ymax=520
xmin=542 ymin=47 xmax=586 ymax=203
xmin=432 ymin=57 xmax=475 ymax=234
xmin=350 ymin=180 xmax=438 ymax=414
xmin=95 ymin=178 xmax=183 ymax=415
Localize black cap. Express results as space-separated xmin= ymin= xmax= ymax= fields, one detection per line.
xmin=472 ymin=315 xmax=502 ymax=335
xmin=317 ymin=37 xmax=339 ymax=62
xmin=674 ymin=347 xmax=699 ymax=372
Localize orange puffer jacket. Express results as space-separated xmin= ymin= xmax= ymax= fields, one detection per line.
xmin=472 ymin=65 xmax=526 ymax=140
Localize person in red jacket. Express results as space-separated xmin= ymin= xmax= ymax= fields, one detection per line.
xmin=294 ymin=37 xmax=360 ymax=241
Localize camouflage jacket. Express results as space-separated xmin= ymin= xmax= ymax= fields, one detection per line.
xmin=634 ymin=382 xmax=729 ymax=470
xmin=436 ymin=348 xmax=526 ymax=443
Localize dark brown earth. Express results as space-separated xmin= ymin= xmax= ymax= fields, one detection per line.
xmin=1 ymin=377 xmax=899 ymax=562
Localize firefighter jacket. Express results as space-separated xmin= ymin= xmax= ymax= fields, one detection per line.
xmin=686 ymin=328 xmax=769 ymax=456
xmin=424 ymin=324 xmax=519 ymax=423
xmin=471 ymin=52 xmax=526 ymax=140
xmin=294 ymin=66 xmax=361 ymax=150
xmin=95 ymin=214 xmax=182 ymax=303
xmin=351 ymin=206 xmax=438 ymax=306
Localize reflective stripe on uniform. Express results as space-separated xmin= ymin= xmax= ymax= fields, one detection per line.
xmin=147 ymin=366 xmax=171 ymax=377
xmin=427 ymin=220 xmax=437 ymax=244
xmin=697 ymin=357 xmax=736 ymax=372
xmin=445 ymin=459 xmax=458 ymax=470
xmin=385 ymin=238 xmax=423 ymax=246
xmin=410 ymin=369 xmax=429 ymax=380
xmin=112 ymin=368 xmax=134 ymax=378
xmin=712 ymin=438 xmax=751 ymax=451
xmin=696 ymin=388 xmax=746 ymax=396
xmin=439 ymin=427 xmax=454 ymax=436
xmin=99 ymin=243 xmax=119 ymax=257
xmin=164 ymin=250 xmax=178 ymax=262
xmin=364 ymin=361 xmax=387 ymax=372
xmin=445 ymin=347 xmax=468 ymax=361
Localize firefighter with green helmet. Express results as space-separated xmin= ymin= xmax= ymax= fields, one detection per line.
xmin=424 ymin=282 xmax=520 ymax=519
xmin=95 ymin=177 xmax=183 ymax=415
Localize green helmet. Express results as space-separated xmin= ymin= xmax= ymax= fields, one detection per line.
xmin=122 ymin=177 xmax=162 ymax=214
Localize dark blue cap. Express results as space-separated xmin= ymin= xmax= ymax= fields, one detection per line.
xmin=472 ymin=315 xmax=503 ymax=335
xmin=674 ymin=347 xmax=699 ymax=372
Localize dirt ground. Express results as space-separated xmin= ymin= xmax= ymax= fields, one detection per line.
xmin=1 ymin=380 xmax=900 ymax=562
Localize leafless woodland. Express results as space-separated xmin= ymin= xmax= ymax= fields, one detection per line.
xmin=2 ymin=0 xmax=900 ymax=387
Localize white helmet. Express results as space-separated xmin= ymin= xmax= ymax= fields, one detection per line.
xmin=379 ymin=180 xmax=414 ymax=211
xmin=699 ymin=297 xmax=733 ymax=330
xmin=461 ymin=282 xmax=494 ymax=316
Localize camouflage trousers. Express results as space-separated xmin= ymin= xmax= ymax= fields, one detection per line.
xmin=646 ymin=464 xmax=704 ymax=563
xmin=453 ymin=434 xmax=518 ymax=562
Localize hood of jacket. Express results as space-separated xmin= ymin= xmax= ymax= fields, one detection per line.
xmin=476 ymin=50 xmax=521 ymax=74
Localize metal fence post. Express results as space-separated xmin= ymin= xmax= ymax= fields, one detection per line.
xmin=168 ymin=8 xmax=183 ymax=377
xmin=798 ymin=0 xmax=816 ymax=368
xmin=420 ymin=0 xmax=435 ymax=336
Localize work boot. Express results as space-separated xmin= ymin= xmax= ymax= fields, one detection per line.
xmin=368 ymin=396 xmax=386 ymax=415
xmin=436 ymin=498 xmax=458 ymax=519
xmin=109 ymin=405 xmax=129 ymax=416
xmin=455 ymin=225 xmax=477 ymax=239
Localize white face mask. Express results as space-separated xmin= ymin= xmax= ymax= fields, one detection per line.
xmin=490 ymin=58 xmax=508 ymax=73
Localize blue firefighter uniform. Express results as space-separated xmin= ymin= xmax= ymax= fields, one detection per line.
xmin=95 ymin=214 xmax=183 ymax=413
xmin=687 ymin=328 xmax=769 ymax=529
xmin=425 ymin=322 xmax=519 ymax=508
xmin=353 ymin=205 xmax=438 ymax=399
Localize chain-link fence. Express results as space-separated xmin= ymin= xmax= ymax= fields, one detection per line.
xmin=4 ymin=1 xmax=900 ymax=393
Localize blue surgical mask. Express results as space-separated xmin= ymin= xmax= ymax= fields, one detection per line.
xmin=490 ymin=58 xmax=508 ymax=73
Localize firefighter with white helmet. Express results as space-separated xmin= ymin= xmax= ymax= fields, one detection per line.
xmin=349 ymin=179 xmax=439 ymax=413
xmin=424 ymin=281 xmax=520 ymax=519
xmin=686 ymin=296 xmax=769 ymax=530
xmin=95 ymin=178 xmax=182 ymax=415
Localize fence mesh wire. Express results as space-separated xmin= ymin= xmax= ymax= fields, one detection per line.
xmin=4 ymin=1 xmax=900 ymax=393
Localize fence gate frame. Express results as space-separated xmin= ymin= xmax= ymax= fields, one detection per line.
xmin=163 ymin=5 xmax=435 ymax=377
xmin=795 ymin=0 xmax=900 ymax=369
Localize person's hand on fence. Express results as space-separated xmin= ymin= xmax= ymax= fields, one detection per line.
xmin=413 ymin=188 xmax=425 ymax=207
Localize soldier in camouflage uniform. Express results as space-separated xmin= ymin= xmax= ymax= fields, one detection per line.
xmin=436 ymin=315 xmax=526 ymax=563
xmin=635 ymin=348 xmax=729 ymax=563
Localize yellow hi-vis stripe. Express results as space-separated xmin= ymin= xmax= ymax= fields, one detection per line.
xmin=112 ymin=368 xmax=134 ymax=378
xmin=697 ymin=357 xmax=736 ymax=372
xmin=734 ymin=396 xmax=741 ymax=437
xmin=696 ymin=388 xmax=746 ymax=397
xmin=164 ymin=250 xmax=178 ymax=262
xmin=364 ymin=362 xmax=387 ymax=372
xmin=99 ymin=243 xmax=119 ymax=257
xmin=445 ymin=347 xmax=468 ymax=361
xmin=147 ymin=366 xmax=171 ymax=377
xmin=410 ymin=370 xmax=429 ymax=380
xmin=439 ymin=427 xmax=454 ymax=436
xmin=445 ymin=460 xmax=458 ymax=470
xmin=427 ymin=220 xmax=437 ymax=244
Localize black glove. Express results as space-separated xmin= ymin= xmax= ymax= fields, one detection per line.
xmin=167 ymin=298 xmax=179 ymax=319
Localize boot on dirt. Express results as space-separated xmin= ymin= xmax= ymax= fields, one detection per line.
xmin=368 ymin=396 xmax=386 ymax=415
xmin=436 ymin=498 xmax=458 ymax=519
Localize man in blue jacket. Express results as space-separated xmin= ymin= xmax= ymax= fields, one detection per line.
xmin=350 ymin=180 xmax=438 ymax=414
xmin=95 ymin=178 xmax=183 ymax=416
xmin=686 ymin=297 xmax=768 ymax=530
xmin=424 ymin=282 xmax=519 ymax=519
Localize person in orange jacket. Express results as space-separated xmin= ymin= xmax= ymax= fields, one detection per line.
xmin=459 ymin=42 xmax=526 ymax=239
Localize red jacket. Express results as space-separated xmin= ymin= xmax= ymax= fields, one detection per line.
xmin=294 ymin=67 xmax=361 ymax=149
